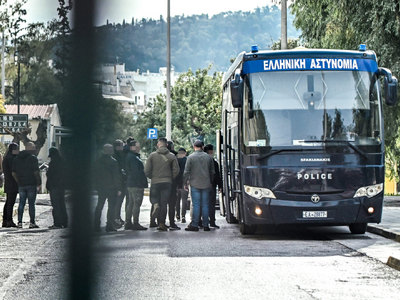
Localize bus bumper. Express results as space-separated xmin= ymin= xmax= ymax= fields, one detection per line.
xmin=242 ymin=193 xmax=383 ymax=226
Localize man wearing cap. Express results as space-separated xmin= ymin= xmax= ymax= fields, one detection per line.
xmin=125 ymin=140 xmax=148 ymax=230
xmin=184 ymin=140 xmax=215 ymax=232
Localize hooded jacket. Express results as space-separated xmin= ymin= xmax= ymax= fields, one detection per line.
xmin=3 ymin=144 xmax=19 ymax=193
xmin=144 ymin=146 xmax=179 ymax=184
xmin=125 ymin=151 xmax=148 ymax=188
xmin=12 ymin=150 xmax=40 ymax=187
xmin=46 ymin=148 xmax=65 ymax=190
xmin=94 ymin=154 xmax=121 ymax=191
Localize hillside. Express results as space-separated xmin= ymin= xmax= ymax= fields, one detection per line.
xmin=95 ymin=5 xmax=299 ymax=73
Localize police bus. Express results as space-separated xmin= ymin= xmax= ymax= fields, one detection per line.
xmin=217 ymin=45 xmax=397 ymax=235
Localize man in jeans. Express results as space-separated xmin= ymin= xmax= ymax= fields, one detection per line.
xmin=12 ymin=142 xmax=41 ymax=229
xmin=125 ymin=140 xmax=148 ymax=230
xmin=144 ymin=137 xmax=180 ymax=231
xmin=184 ymin=140 xmax=214 ymax=232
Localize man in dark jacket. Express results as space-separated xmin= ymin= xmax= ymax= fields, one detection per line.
xmin=2 ymin=143 xmax=19 ymax=227
xmin=175 ymin=147 xmax=189 ymax=223
xmin=125 ymin=140 xmax=148 ymax=230
xmin=167 ymin=141 xmax=180 ymax=228
xmin=94 ymin=144 xmax=122 ymax=232
xmin=46 ymin=147 xmax=68 ymax=229
xmin=12 ymin=142 xmax=41 ymax=229
xmin=113 ymin=139 xmax=128 ymax=227
xmin=204 ymin=144 xmax=223 ymax=228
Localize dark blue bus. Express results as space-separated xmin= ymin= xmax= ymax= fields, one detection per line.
xmin=217 ymin=45 xmax=398 ymax=235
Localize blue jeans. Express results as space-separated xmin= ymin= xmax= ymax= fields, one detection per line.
xmin=18 ymin=185 xmax=37 ymax=223
xmin=191 ymin=187 xmax=210 ymax=227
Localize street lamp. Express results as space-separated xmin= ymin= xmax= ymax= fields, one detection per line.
xmin=14 ymin=51 xmax=20 ymax=114
xmin=166 ymin=0 xmax=171 ymax=140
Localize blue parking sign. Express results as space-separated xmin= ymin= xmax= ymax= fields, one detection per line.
xmin=147 ymin=128 xmax=158 ymax=139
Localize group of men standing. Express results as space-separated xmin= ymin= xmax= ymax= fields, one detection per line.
xmin=94 ymin=137 xmax=222 ymax=232
xmin=2 ymin=142 xmax=67 ymax=229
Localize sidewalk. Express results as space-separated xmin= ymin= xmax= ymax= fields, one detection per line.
xmin=0 ymin=194 xmax=52 ymax=226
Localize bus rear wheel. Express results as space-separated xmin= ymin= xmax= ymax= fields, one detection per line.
xmin=349 ymin=223 xmax=367 ymax=234
xmin=240 ymin=224 xmax=257 ymax=235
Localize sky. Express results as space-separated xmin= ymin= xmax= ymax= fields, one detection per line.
xmin=22 ymin=0 xmax=276 ymax=26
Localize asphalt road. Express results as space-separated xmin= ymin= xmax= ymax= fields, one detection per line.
xmin=1 ymin=198 xmax=400 ymax=299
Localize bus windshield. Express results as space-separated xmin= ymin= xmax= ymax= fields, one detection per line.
xmin=243 ymin=70 xmax=381 ymax=151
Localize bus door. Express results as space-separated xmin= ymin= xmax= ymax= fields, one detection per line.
xmin=223 ymin=109 xmax=240 ymax=223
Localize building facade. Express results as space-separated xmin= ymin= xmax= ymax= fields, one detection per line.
xmin=98 ymin=63 xmax=177 ymax=119
xmin=3 ymin=104 xmax=63 ymax=163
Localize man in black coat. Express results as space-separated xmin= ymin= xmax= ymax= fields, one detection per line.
xmin=125 ymin=140 xmax=148 ymax=230
xmin=175 ymin=147 xmax=189 ymax=223
xmin=2 ymin=143 xmax=19 ymax=227
xmin=94 ymin=144 xmax=122 ymax=232
xmin=12 ymin=142 xmax=41 ymax=229
xmin=112 ymin=139 xmax=128 ymax=227
xmin=204 ymin=144 xmax=222 ymax=228
xmin=46 ymin=147 xmax=68 ymax=229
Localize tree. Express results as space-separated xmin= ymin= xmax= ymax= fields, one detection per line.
xmin=270 ymin=38 xmax=302 ymax=50
xmin=0 ymin=93 xmax=5 ymax=113
xmin=95 ymin=5 xmax=299 ymax=73
xmin=291 ymin=0 xmax=400 ymax=180
xmin=132 ymin=66 xmax=222 ymax=155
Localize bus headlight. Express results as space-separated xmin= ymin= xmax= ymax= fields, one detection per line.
xmin=354 ymin=183 xmax=383 ymax=198
xmin=244 ymin=185 xmax=276 ymax=199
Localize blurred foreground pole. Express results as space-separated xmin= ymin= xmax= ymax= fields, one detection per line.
xmin=67 ymin=0 xmax=97 ymax=299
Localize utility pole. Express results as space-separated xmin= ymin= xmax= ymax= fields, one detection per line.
xmin=1 ymin=32 xmax=5 ymax=98
xmin=281 ymin=0 xmax=287 ymax=50
xmin=166 ymin=0 xmax=171 ymax=140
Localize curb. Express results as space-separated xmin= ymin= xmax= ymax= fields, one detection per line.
xmin=367 ymin=225 xmax=400 ymax=243
xmin=387 ymin=256 xmax=400 ymax=271
xmin=367 ymin=225 xmax=400 ymax=271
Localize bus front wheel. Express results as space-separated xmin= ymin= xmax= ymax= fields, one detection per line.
xmin=349 ymin=223 xmax=367 ymax=234
xmin=240 ymin=224 xmax=257 ymax=235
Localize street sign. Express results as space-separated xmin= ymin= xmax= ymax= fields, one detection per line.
xmin=147 ymin=128 xmax=158 ymax=139
xmin=0 ymin=114 xmax=29 ymax=135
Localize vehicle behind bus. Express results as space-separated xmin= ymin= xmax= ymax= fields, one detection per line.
xmin=217 ymin=45 xmax=397 ymax=235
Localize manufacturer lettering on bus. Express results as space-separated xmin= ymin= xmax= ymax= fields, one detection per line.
xmin=297 ymin=173 xmax=332 ymax=180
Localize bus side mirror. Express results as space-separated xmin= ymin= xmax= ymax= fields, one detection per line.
xmin=230 ymin=72 xmax=243 ymax=108
xmin=384 ymin=76 xmax=398 ymax=106
xmin=379 ymin=68 xmax=398 ymax=106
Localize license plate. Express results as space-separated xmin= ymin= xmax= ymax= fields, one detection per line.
xmin=303 ymin=211 xmax=327 ymax=218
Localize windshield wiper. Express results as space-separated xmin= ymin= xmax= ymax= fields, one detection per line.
xmin=302 ymin=139 xmax=368 ymax=159
xmin=257 ymin=148 xmax=307 ymax=161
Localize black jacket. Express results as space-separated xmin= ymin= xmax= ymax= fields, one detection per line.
xmin=94 ymin=154 xmax=121 ymax=191
xmin=12 ymin=151 xmax=40 ymax=186
xmin=113 ymin=149 xmax=127 ymax=184
xmin=176 ymin=156 xmax=187 ymax=188
xmin=46 ymin=151 xmax=65 ymax=190
xmin=3 ymin=151 xmax=18 ymax=193
xmin=125 ymin=152 xmax=148 ymax=188
xmin=212 ymin=159 xmax=222 ymax=189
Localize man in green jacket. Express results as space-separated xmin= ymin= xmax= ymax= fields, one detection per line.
xmin=144 ymin=137 xmax=180 ymax=231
